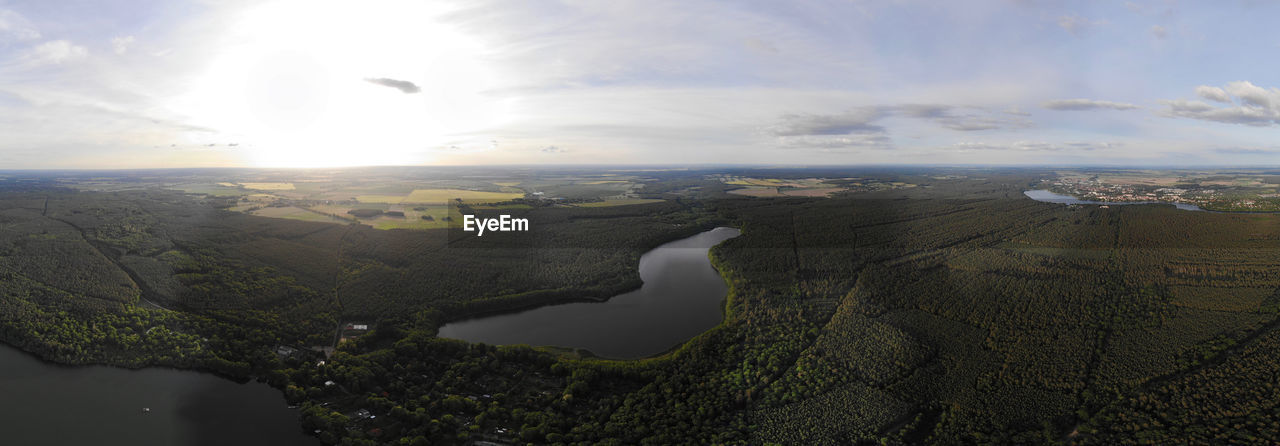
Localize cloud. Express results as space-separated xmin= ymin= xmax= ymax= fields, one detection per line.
xmin=22 ymin=40 xmax=88 ymax=66
xmin=1162 ymin=81 xmax=1280 ymax=126
xmin=363 ymin=77 xmax=420 ymax=94
xmin=111 ymin=36 xmax=135 ymax=55
xmin=1225 ymin=80 xmax=1274 ymax=108
xmin=1212 ymin=147 xmax=1279 ymax=155
xmin=1194 ymin=85 xmax=1231 ymax=103
xmin=0 ymin=9 xmax=39 ymax=42
xmin=1003 ymin=107 xmax=1030 ymax=116
xmin=541 ymin=145 xmax=568 ymax=153
xmin=771 ymin=108 xmax=887 ymax=136
xmin=773 ymin=104 xmax=1029 ymax=138
xmin=951 ymin=141 xmax=1118 ymax=152
xmin=898 ymin=104 xmax=1031 ymax=131
xmin=777 ymin=134 xmax=893 ymax=151
xmin=1042 ymin=98 xmax=1141 ymax=111
xmin=1150 ymin=25 xmax=1167 ymax=39
xmin=1057 ymin=15 xmax=1106 ymax=37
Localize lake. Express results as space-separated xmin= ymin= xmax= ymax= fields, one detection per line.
xmin=437 ymin=226 xmax=742 ymax=359
xmin=1024 ymin=189 xmax=1204 ymax=211
xmin=0 ymin=343 xmax=317 ymax=446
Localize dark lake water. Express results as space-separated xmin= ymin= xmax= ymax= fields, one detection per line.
xmin=1024 ymin=189 xmax=1204 ymax=211
xmin=437 ymin=227 xmax=742 ymax=359
xmin=0 ymin=343 xmax=317 ymax=446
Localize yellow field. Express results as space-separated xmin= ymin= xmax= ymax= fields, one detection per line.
xmin=239 ymin=182 xmax=296 ymax=190
xmin=575 ymin=198 xmax=664 ymax=207
xmin=356 ymin=195 xmax=407 ymax=204
xmin=404 ymin=189 xmax=524 ymax=204
xmin=493 ymin=182 xmax=521 ymax=187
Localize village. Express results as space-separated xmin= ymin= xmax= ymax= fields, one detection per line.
xmin=1041 ymin=174 xmax=1280 ymax=212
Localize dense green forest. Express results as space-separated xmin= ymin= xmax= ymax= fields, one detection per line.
xmin=2 ymin=169 xmax=1280 ymax=444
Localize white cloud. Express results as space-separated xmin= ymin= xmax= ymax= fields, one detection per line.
xmin=111 ymin=35 xmax=135 ymax=55
xmin=1042 ymin=99 xmax=1140 ymax=111
xmin=1224 ymin=80 xmax=1275 ymax=108
xmin=1163 ymin=81 xmax=1280 ymax=126
xmin=0 ymin=9 xmax=39 ymax=42
xmin=777 ymin=134 xmax=893 ymax=151
xmin=22 ymin=40 xmax=88 ymax=65
xmin=1194 ymin=86 xmax=1231 ymax=103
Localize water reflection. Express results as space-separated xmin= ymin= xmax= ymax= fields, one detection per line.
xmin=437 ymin=227 xmax=742 ymax=359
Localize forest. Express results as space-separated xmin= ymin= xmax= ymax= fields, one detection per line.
xmin=1 ymin=167 xmax=1279 ymax=444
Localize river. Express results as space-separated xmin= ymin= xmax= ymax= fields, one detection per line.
xmin=0 ymin=342 xmax=317 ymax=446
xmin=437 ymin=226 xmax=742 ymax=359
xmin=1024 ymin=189 xmax=1205 ymax=211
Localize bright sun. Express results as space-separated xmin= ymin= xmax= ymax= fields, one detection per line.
xmin=171 ymin=0 xmax=507 ymax=168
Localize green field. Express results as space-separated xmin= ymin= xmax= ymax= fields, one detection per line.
xmin=165 ymin=183 xmax=245 ymax=196
xmin=239 ymin=182 xmax=296 ymax=190
xmin=574 ymin=198 xmax=664 ymax=207
xmin=403 ymin=188 xmax=525 ymax=204
xmin=250 ymin=206 xmax=350 ymax=224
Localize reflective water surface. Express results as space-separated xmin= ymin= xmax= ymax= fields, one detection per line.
xmin=0 ymin=343 xmax=317 ymax=446
xmin=438 ymin=227 xmax=742 ymax=359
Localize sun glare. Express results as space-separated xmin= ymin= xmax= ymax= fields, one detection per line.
xmin=171 ymin=0 xmax=507 ymax=168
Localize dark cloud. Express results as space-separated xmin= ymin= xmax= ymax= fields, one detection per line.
xmin=893 ymin=104 xmax=1032 ymax=131
xmin=1212 ymin=147 xmax=1279 ymax=155
xmin=772 ymin=104 xmax=1029 ymax=139
xmin=541 ymin=145 xmax=568 ymax=153
xmin=1042 ymin=99 xmax=1141 ymax=111
xmin=951 ymin=141 xmax=1118 ymax=152
xmin=1162 ymin=81 xmax=1280 ymax=126
xmin=771 ymin=108 xmax=887 ymax=136
xmin=364 ymin=77 xmax=420 ymax=94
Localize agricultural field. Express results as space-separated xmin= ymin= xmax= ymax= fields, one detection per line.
xmin=353 ymin=194 xmax=409 ymax=204
xmin=574 ymin=198 xmax=665 ymax=207
xmin=403 ymin=188 xmax=525 ymax=204
xmin=238 ymin=182 xmax=296 ymax=190
xmin=249 ymin=206 xmax=351 ymax=224
xmin=719 ymin=175 xmax=916 ymax=198
xmin=163 ymin=182 xmax=245 ymax=196
xmin=727 ymin=187 xmax=784 ymax=197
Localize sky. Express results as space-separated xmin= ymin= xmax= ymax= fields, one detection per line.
xmin=0 ymin=0 xmax=1278 ymax=169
